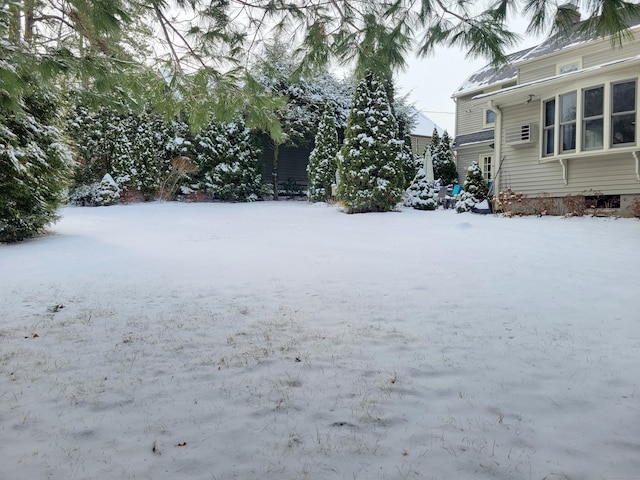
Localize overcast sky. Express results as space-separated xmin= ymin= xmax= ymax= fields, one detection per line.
xmin=397 ymin=18 xmax=543 ymax=135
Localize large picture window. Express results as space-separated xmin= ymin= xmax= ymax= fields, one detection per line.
xmin=583 ymin=86 xmax=604 ymax=150
xmin=541 ymin=78 xmax=637 ymax=157
xmin=612 ymin=80 xmax=636 ymax=146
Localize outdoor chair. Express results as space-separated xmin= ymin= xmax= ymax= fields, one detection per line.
xmin=437 ymin=186 xmax=449 ymax=209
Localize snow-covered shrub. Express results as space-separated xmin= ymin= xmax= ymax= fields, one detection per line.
xmin=68 ymin=173 xmax=121 ymax=206
xmin=0 ymin=80 xmax=74 ymax=242
xmin=67 ymin=103 xmax=185 ymax=202
xmin=337 ymin=72 xmax=405 ymax=213
xmin=455 ymin=161 xmax=488 ymax=213
xmin=307 ymin=105 xmax=339 ymax=203
xmin=404 ymin=158 xmax=437 ymax=210
xmin=193 ymin=119 xmax=265 ymax=201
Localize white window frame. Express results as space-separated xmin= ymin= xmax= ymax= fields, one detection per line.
xmin=479 ymin=153 xmax=493 ymax=181
xmin=483 ymin=108 xmax=496 ymax=128
xmin=540 ymin=77 xmax=638 ymax=160
xmin=582 ymin=85 xmax=604 ymax=151
xmin=557 ymin=58 xmax=582 ymax=75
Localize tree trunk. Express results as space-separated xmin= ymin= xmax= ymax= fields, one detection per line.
xmin=24 ymin=0 xmax=35 ymax=42
xmin=272 ymin=142 xmax=279 ymax=200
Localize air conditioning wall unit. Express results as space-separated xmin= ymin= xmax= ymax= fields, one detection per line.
xmin=503 ymin=123 xmax=537 ymax=147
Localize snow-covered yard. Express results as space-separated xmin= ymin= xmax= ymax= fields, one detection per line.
xmin=1 ymin=202 xmax=639 ymax=480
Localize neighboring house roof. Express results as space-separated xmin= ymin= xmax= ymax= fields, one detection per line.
xmin=454 ymin=130 xmax=494 ymax=147
xmin=411 ymin=111 xmax=443 ymax=137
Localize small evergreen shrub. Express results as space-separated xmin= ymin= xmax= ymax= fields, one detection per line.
xmin=68 ymin=173 xmax=121 ymax=206
xmin=404 ymin=158 xmax=437 ymax=210
xmin=455 ymin=161 xmax=488 ymax=213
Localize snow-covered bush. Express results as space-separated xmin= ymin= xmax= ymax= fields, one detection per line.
xmin=307 ymin=105 xmax=339 ymax=203
xmin=337 ymin=72 xmax=405 ymax=214
xmin=193 ymin=119 xmax=265 ymax=201
xmin=455 ymin=161 xmax=488 ymax=213
xmin=68 ymin=173 xmax=121 ymax=206
xmin=0 ymin=80 xmax=74 ymax=242
xmin=67 ymin=102 xmax=194 ymax=202
xmin=404 ymin=158 xmax=437 ymax=210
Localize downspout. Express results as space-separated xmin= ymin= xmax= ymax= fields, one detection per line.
xmin=633 ymin=151 xmax=640 ymax=181
xmin=489 ymin=100 xmax=503 ymax=197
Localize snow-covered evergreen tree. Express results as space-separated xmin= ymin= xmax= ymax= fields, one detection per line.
xmin=307 ymin=105 xmax=339 ymax=203
xmin=193 ymin=119 xmax=264 ymax=201
xmin=455 ymin=161 xmax=488 ymax=213
xmin=426 ymin=127 xmax=441 ymax=158
xmin=432 ymin=129 xmax=457 ymax=186
xmin=337 ymin=71 xmax=405 ymax=213
xmin=404 ymin=157 xmax=437 ymax=210
xmin=111 ymin=112 xmax=165 ymax=199
xmin=0 ymin=79 xmax=74 ymax=242
xmin=67 ymin=102 xmax=195 ymax=202
xmin=400 ymin=132 xmax=419 ymax=190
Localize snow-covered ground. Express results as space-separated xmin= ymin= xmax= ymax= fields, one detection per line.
xmin=2 ymin=202 xmax=639 ymax=480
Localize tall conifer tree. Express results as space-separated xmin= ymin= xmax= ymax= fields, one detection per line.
xmin=307 ymin=105 xmax=339 ymax=203
xmin=337 ymin=71 xmax=405 ymax=213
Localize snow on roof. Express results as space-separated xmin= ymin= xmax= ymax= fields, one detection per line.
xmin=453 ymin=47 xmax=535 ymax=97
xmin=453 ymin=15 xmax=640 ymax=98
xmin=472 ymin=53 xmax=640 ymax=101
xmin=411 ymin=111 xmax=443 ymax=137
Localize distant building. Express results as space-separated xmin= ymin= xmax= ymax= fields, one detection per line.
xmin=409 ymin=112 xmax=442 ymax=156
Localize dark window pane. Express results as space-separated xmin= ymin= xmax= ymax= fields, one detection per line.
xmin=561 ymin=123 xmax=576 ymax=151
xmin=583 ymin=87 xmax=603 ymax=117
xmin=561 ymin=92 xmax=576 ymax=122
xmin=545 ymin=127 xmax=555 ymax=155
xmin=544 ymin=100 xmax=555 ymax=127
xmin=584 ymin=119 xmax=603 ymax=149
xmin=613 ymin=81 xmax=636 ymax=113
xmin=612 ymin=114 xmax=636 ymax=144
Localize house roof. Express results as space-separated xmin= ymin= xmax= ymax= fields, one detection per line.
xmin=453 ymin=47 xmax=535 ymax=97
xmin=473 ymin=53 xmax=640 ymax=104
xmin=453 ymin=130 xmax=494 ymax=148
xmin=453 ymin=14 xmax=640 ymax=98
xmin=411 ymin=111 xmax=443 ymax=137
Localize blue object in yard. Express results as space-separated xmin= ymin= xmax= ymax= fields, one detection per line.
xmin=452 ymin=185 xmax=462 ymax=195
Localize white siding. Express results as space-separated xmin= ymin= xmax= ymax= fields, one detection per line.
xmin=499 ymin=102 xmax=640 ymax=196
xmin=583 ymin=41 xmax=640 ymax=69
xmin=456 ymin=144 xmax=493 ymax=185
xmin=519 ymin=63 xmax=556 ymax=84
xmin=456 ymin=95 xmax=490 ymax=136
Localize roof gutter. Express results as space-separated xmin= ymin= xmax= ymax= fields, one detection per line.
xmin=472 ymin=54 xmax=640 ymax=104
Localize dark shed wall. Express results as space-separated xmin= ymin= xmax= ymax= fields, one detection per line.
xmin=259 ymin=141 xmax=312 ymax=187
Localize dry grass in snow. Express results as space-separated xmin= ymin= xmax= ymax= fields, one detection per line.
xmin=1 ymin=201 xmax=639 ymax=479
